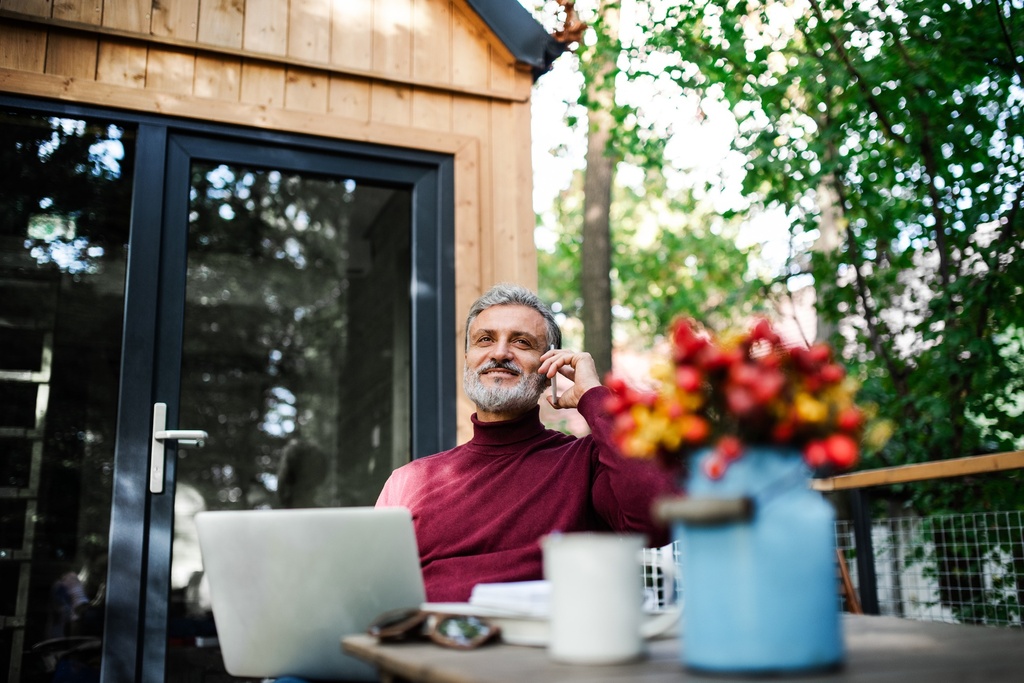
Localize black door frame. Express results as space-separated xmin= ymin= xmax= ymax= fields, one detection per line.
xmin=0 ymin=94 xmax=457 ymax=683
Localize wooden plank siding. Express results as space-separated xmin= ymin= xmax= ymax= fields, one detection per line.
xmin=53 ymin=0 xmax=102 ymax=25
xmin=102 ymin=0 xmax=151 ymax=34
xmin=289 ymin=0 xmax=331 ymax=64
xmin=196 ymin=0 xmax=243 ymax=48
xmin=331 ymin=1 xmax=373 ymax=70
xmin=146 ymin=46 xmax=196 ymax=96
xmin=0 ymin=22 xmax=45 ymax=69
xmin=194 ymin=53 xmax=240 ymax=100
xmin=151 ymin=0 xmax=199 ymax=42
xmin=245 ymin=0 xmax=289 ymax=55
xmin=44 ymin=31 xmax=98 ymax=79
xmin=0 ymin=0 xmax=547 ymax=439
xmin=4 ymin=0 xmax=50 ymax=18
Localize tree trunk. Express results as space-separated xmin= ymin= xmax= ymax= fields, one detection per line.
xmin=580 ymin=2 xmax=618 ymax=379
xmin=813 ymin=174 xmax=842 ymax=345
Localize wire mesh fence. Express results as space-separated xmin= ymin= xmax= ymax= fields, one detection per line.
xmin=647 ymin=510 xmax=1024 ymax=626
xmin=837 ymin=510 xmax=1024 ymax=628
xmin=641 ymin=543 xmax=679 ymax=611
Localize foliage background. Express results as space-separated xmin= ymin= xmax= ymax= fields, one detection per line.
xmin=526 ymin=0 xmax=1024 ymax=620
xmin=529 ymin=0 xmax=1023 ymax=504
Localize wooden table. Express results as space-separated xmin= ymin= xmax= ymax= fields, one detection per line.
xmin=342 ymin=614 xmax=1024 ymax=682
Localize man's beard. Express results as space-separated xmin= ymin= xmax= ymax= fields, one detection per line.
xmin=463 ymin=359 xmax=547 ymax=414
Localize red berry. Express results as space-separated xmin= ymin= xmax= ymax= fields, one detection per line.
xmin=605 ymin=395 xmax=629 ymax=415
xmin=716 ymin=436 xmax=743 ymax=462
xmin=672 ymin=319 xmax=709 ymax=361
xmin=771 ymin=420 xmax=795 ymax=442
xmin=807 ymin=343 xmax=832 ymax=364
xmin=729 ymin=362 xmax=759 ymax=387
xmin=804 ymin=440 xmax=828 ymax=468
xmin=750 ymin=368 xmax=786 ymax=404
xmin=824 ymin=434 xmax=859 ymax=469
xmin=819 ymin=363 xmax=845 ymax=384
xmin=749 ymin=319 xmax=781 ymax=347
xmin=671 ymin=319 xmax=697 ymax=348
xmin=605 ymin=375 xmax=628 ymax=394
xmin=726 ymin=385 xmax=757 ymax=416
xmin=802 ymin=375 xmax=823 ymax=393
xmin=684 ymin=416 xmax=711 ymax=443
xmin=703 ymin=456 xmax=727 ymax=480
xmin=836 ymin=406 xmax=864 ymax=432
xmin=675 ymin=365 xmax=702 ymax=393
xmin=699 ymin=346 xmax=737 ymax=371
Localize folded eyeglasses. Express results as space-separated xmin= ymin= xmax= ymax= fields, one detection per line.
xmin=367 ymin=607 xmax=501 ymax=650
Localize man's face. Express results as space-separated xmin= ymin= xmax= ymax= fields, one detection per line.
xmin=463 ymin=304 xmax=549 ymax=421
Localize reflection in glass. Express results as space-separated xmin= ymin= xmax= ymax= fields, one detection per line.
xmin=170 ymin=161 xmax=412 ymax=636
xmin=0 ymin=110 xmax=132 ymax=682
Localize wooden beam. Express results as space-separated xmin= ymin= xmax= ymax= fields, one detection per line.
xmin=0 ymin=9 xmax=532 ymax=102
xmin=0 ymin=68 xmax=472 ymax=155
xmin=811 ymin=450 xmax=1024 ymax=491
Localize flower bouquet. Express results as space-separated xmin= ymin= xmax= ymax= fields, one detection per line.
xmin=605 ymin=317 xmax=877 ymax=478
xmin=604 ymin=318 xmax=880 ymax=675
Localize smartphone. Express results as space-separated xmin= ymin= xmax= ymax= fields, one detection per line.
xmin=550 ymin=344 xmax=559 ymax=403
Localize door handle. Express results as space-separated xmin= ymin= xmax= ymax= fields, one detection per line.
xmin=154 ymin=430 xmax=207 ymax=447
xmin=150 ymin=402 xmax=208 ymax=494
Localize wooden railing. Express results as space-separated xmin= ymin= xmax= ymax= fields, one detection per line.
xmin=811 ymin=450 xmax=1024 ymax=615
xmin=812 ymin=451 xmax=1024 ymax=492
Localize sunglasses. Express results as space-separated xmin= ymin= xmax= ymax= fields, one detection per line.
xmin=368 ymin=607 xmax=501 ymax=650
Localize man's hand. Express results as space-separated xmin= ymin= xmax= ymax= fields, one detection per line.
xmin=539 ymin=348 xmax=602 ymax=409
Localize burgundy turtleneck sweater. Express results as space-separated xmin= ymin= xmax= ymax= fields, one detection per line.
xmin=376 ymin=386 xmax=677 ymax=602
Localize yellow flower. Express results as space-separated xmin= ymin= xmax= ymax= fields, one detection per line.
xmin=661 ymin=423 xmax=684 ymax=452
xmin=672 ymin=388 xmax=705 ymax=412
xmin=650 ymin=359 xmax=675 ymax=383
xmin=794 ymin=392 xmax=828 ymax=424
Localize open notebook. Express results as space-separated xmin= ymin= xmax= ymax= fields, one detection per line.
xmin=195 ymin=506 xmax=425 ymax=681
xmin=424 ymin=579 xmax=679 ymax=647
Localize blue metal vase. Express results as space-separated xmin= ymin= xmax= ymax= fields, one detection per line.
xmin=671 ymin=446 xmax=844 ymax=674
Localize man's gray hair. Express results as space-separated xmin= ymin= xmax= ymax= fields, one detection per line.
xmin=464 ymin=283 xmax=562 ymax=351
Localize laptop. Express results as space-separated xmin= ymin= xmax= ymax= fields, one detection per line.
xmin=195 ymin=506 xmax=425 ymax=681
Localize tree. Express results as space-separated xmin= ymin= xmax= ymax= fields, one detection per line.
xmin=531 ymin=0 xmax=769 ymax=358
xmin=642 ymin=0 xmax=1024 ymax=623
xmin=644 ymin=0 xmax=1024 ymax=476
xmin=538 ymin=164 xmax=765 ymax=350
xmin=579 ymin=1 xmax=619 ymax=377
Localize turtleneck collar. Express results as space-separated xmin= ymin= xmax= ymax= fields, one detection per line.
xmin=468 ymin=405 xmax=547 ymax=450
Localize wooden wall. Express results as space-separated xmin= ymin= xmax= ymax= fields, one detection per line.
xmin=0 ymin=0 xmax=543 ymax=439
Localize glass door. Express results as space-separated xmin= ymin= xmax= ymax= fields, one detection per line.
xmin=163 ymin=150 xmax=413 ymax=679
xmin=145 ymin=134 xmax=455 ymax=681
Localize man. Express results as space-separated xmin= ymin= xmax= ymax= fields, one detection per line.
xmin=377 ymin=283 xmax=676 ymax=602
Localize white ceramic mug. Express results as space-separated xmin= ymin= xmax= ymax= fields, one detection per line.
xmin=542 ymin=532 xmax=646 ymax=664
